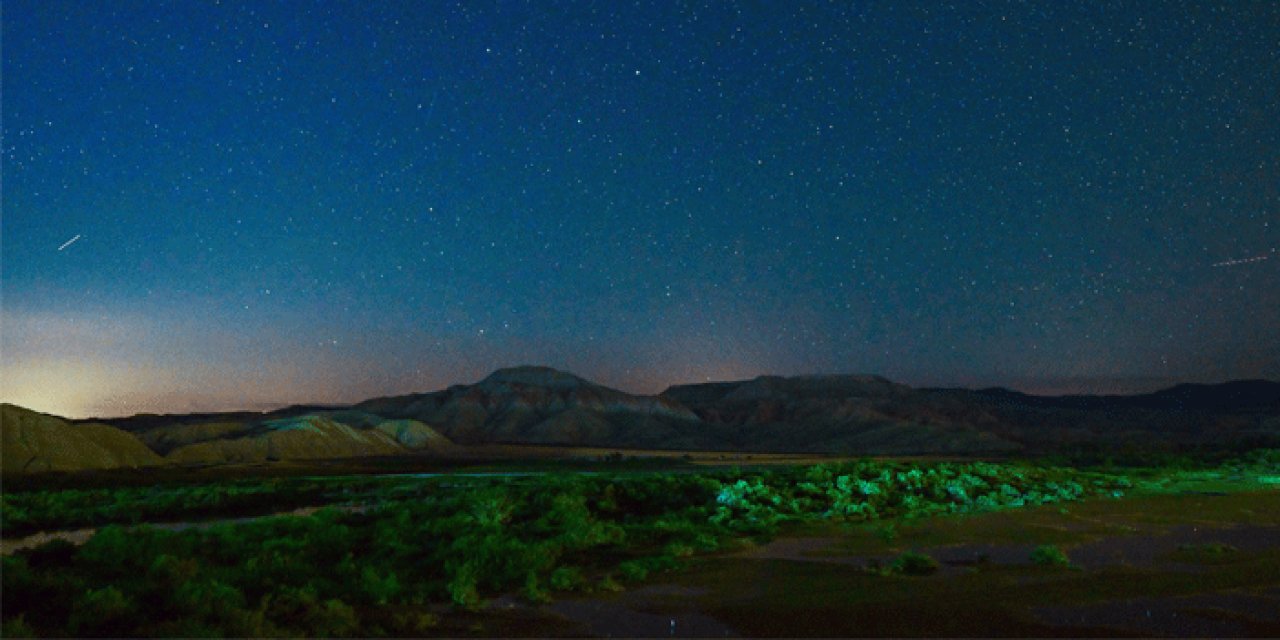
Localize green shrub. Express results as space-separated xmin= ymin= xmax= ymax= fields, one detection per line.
xmin=1172 ymin=543 xmax=1239 ymax=563
xmin=1 ymin=556 xmax=34 ymax=594
xmin=173 ymin=578 xmax=247 ymax=622
xmin=391 ymin=611 xmax=439 ymax=634
xmin=147 ymin=554 xmax=198 ymax=592
xmin=664 ymin=542 xmax=695 ymax=558
xmin=69 ymin=586 xmax=135 ymax=636
xmin=360 ymin=567 xmax=401 ymax=605
xmin=691 ymin=532 xmax=720 ymax=551
xmin=1030 ymin=544 xmax=1072 ymax=567
xmin=548 ymin=566 xmax=584 ymax=591
xmin=313 ymin=598 xmax=360 ymax=636
xmin=263 ymin=587 xmax=360 ymax=636
xmin=875 ymin=523 xmax=898 ymax=544
xmin=1 ymin=614 xmax=37 ymax=639
xmin=597 ymin=574 xmax=625 ymax=592
xmin=1181 ymin=542 xmax=1237 ymax=554
xmin=522 ymin=572 xmax=551 ymax=603
xmin=891 ymin=551 xmax=939 ymax=576
xmin=618 ymin=560 xmax=649 ymax=582
xmin=446 ymin=562 xmax=481 ymax=608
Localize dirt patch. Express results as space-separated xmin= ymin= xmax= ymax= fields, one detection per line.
xmin=0 ymin=527 xmax=98 ymax=555
xmin=928 ymin=542 xmax=1038 ymax=567
xmin=736 ymin=535 xmax=1030 ymax=578
xmin=739 ymin=537 xmax=854 ymax=564
xmin=1034 ymin=588 xmax=1280 ymax=637
xmin=746 ymin=521 xmax=1280 ymax=574
xmin=548 ymin=598 xmax=736 ymax=637
xmin=1067 ymin=524 xmax=1280 ymax=570
xmin=492 ymin=585 xmax=737 ymax=638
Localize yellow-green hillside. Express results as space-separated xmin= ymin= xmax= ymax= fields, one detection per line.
xmin=1 ymin=404 xmax=166 ymax=474
xmin=165 ymin=414 xmax=451 ymax=464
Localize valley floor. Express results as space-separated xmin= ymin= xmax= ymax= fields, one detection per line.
xmin=3 ymin=455 xmax=1277 ymax=637
xmin=493 ymin=489 xmax=1280 ymax=637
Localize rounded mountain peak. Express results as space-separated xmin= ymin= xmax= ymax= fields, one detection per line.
xmin=723 ymin=373 xmax=905 ymax=402
xmin=478 ymin=366 xmax=590 ymax=390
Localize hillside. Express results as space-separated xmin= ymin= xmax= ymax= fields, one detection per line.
xmin=663 ymin=375 xmax=1021 ymax=454
xmin=935 ymin=380 xmax=1280 ymax=452
xmin=166 ymin=414 xmax=453 ymax=464
xmin=1 ymin=404 xmax=166 ymax=474
xmin=667 ymin=376 xmax=1280 ymax=454
xmin=964 ymin=379 xmax=1280 ymax=413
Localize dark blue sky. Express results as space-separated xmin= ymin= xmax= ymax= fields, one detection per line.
xmin=3 ymin=1 xmax=1278 ymax=417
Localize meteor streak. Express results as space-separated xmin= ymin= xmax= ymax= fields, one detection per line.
xmin=1212 ymin=249 xmax=1275 ymax=268
xmin=57 ymin=234 xmax=82 ymax=251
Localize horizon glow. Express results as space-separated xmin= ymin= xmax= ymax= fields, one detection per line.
xmin=3 ymin=1 xmax=1278 ymax=418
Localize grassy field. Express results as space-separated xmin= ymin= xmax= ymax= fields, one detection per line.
xmin=2 ymin=451 xmax=1277 ymax=637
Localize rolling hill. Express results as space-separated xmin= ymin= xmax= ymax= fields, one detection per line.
xmin=165 ymin=413 xmax=453 ymax=465
xmin=1 ymin=404 xmax=166 ymax=474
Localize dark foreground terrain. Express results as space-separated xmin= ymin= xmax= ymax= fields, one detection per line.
xmin=2 ymin=451 xmax=1277 ymax=637
xmin=531 ymin=488 xmax=1280 ymax=637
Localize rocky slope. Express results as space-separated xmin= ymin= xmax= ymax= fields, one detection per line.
xmin=1 ymin=404 xmax=166 ymax=474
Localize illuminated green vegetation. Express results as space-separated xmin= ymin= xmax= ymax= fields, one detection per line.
xmin=889 ymin=551 xmax=940 ymax=576
xmin=1030 ymin=544 xmax=1072 ymax=567
xmin=2 ymin=454 xmax=1277 ymax=637
xmin=0 ymin=479 xmax=337 ymax=536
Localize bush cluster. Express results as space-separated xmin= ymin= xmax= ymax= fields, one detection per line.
xmin=707 ymin=460 xmax=1120 ymax=533
xmin=1030 ymin=544 xmax=1072 ymax=567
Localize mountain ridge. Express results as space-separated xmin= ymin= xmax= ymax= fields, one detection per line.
xmin=66 ymin=370 xmax=1280 ymax=424
xmin=4 ymin=368 xmax=1277 ymax=474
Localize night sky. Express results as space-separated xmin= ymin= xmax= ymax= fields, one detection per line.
xmin=3 ymin=1 xmax=1278 ymax=418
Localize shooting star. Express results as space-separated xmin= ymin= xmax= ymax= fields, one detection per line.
xmin=57 ymin=234 xmax=82 ymax=251
xmin=1212 ymin=248 xmax=1275 ymax=268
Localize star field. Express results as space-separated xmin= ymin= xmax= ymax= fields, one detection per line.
xmin=3 ymin=1 xmax=1278 ymax=417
